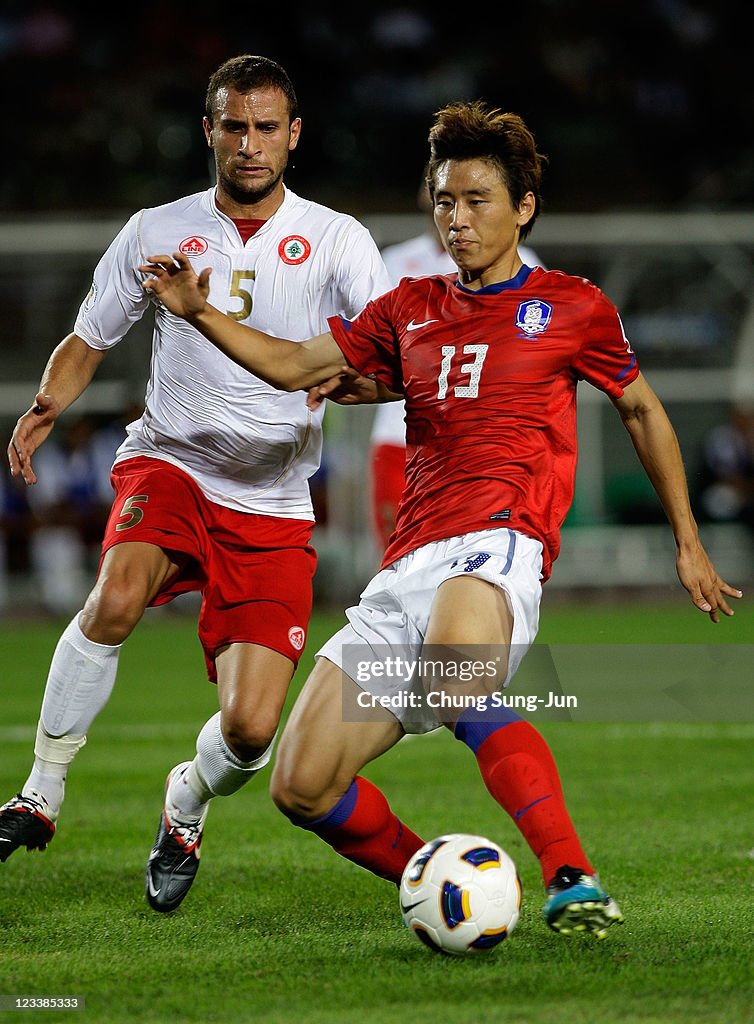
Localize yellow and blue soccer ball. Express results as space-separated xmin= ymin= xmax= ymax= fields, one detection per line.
xmin=399 ymin=833 xmax=521 ymax=955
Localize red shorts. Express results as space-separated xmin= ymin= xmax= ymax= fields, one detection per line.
xmin=369 ymin=442 xmax=406 ymax=552
xmin=101 ymin=457 xmax=316 ymax=680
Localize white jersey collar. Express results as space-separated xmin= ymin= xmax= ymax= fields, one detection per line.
xmin=205 ymin=185 xmax=297 ymax=246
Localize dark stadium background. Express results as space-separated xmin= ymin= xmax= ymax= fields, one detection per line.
xmin=1 ymin=1 xmax=750 ymax=216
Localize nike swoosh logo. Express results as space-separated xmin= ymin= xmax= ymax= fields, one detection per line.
xmin=400 ymin=898 xmax=429 ymax=913
xmin=0 ymin=837 xmax=12 ymax=843
xmin=147 ymin=876 xmax=161 ymax=898
xmin=406 ymin=318 xmax=439 ymax=332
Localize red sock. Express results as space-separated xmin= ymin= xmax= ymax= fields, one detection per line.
xmin=299 ymin=776 xmax=425 ymax=884
xmin=464 ymin=719 xmax=593 ymax=885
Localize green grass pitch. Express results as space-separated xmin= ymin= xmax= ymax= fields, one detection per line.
xmin=0 ymin=601 xmax=752 ymax=1024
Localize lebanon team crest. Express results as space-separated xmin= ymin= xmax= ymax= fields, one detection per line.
xmin=278 ymin=236 xmax=312 ymax=265
xmin=515 ymin=298 xmax=553 ymax=336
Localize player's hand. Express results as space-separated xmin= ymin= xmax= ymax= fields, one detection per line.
xmin=306 ymin=367 xmax=382 ymax=409
xmin=676 ymin=543 xmax=743 ymax=623
xmin=139 ymin=252 xmax=211 ymax=319
xmin=7 ymin=393 xmax=59 ymax=485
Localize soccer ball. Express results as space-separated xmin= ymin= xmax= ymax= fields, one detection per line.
xmin=399 ymin=833 xmax=521 ymax=955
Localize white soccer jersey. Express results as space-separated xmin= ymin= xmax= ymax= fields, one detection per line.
xmin=75 ymin=186 xmax=391 ymax=518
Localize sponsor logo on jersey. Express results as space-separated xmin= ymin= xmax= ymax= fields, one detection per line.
xmin=83 ymin=281 xmax=97 ymax=311
xmin=288 ymin=626 xmax=306 ymax=651
xmin=489 ymin=508 xmax=511 ymax=521
xmin=279 ymin=235 xmax=312 ymax=265
xmin=515 ymin=298 xmax=553 ymax=336
xmin=406 ymin=318 xmax=439 ymax=332
xmin=179 ymin=236 xmax=209 ymax=256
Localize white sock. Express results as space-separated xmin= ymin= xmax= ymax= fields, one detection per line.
xmin=169 ymin=711 xmax=277 ymax=818
xmin=40 ymin=613 xmax=122 ymax=736
xmin=22 ymin=724 xmax=87 ymax=821
xmin=20 ymin=613 xmax=122 ymax=819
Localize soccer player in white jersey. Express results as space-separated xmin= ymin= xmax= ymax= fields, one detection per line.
xmin=370 ymin=174 xmax=543 ymax=552
xmin=1 ymin=55 xmax=390 ymax=913
xmin=137 ymin=99 xmax=742 ymax=938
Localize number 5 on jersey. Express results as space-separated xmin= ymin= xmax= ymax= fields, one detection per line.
xmin=437 ymin=344 xmax=489 ymax=399
xmin=228 ymin=270 xmax=255 ymax=321
xmin=116 ymin=494 xmax=149 ymax=531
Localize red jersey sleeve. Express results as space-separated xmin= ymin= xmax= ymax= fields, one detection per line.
xmin=327 ymin=293 xmax=404 ymax=395
xmin=573 ymin=284 xmax=639 ymax=398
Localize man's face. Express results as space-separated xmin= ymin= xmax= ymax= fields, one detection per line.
xmin=204 ymin=86 xmax=301 ymax=207
xmin=432 ymin=158 xmax=533 ymax=280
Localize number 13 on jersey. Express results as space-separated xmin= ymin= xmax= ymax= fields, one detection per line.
xmin=437 ymin=344 xmax=489 ymax=399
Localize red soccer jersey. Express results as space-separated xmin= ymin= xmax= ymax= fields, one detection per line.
xmin=327 ymin=265 xmax=640 ymax=580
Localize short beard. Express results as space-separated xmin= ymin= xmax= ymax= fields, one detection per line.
xmin=217 ymin=167 xmax=285 ymax=208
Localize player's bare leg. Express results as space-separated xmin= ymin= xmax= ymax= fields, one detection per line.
xmin=81 ymin=542 xmax=183 ymax=645
xmin=0 ymin=542 xmax=181 ymax=863
xmin=270 ymin=659 xmax=425 ymax=881
xmin=146 ymin=643 xmax=294 ymax=912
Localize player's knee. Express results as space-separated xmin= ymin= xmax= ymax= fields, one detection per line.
xmin=222 ymin=711 xmax=278 ymax=764
xmin=80 ymin=576 xmax=147 ymax=644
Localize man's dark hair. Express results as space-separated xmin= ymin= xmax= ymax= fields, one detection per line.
xmin=205 ymin=55 xmax=299 ymax=124
xmin=426 ymin=100 xmax=546 ymax=240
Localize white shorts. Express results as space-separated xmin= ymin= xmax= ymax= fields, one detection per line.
xmin=317 ymin=528 xmax=543 ymax=734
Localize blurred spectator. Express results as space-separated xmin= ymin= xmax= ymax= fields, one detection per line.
xmin=697 ymin=405 xmax=754 ymax=531
xmin=0 ymin=469 xmax=12 ymax=611
xmin=0 ymin=465 xmax=34 ymax=612
xmin=23 ymin=411 xmax=129 ymax=613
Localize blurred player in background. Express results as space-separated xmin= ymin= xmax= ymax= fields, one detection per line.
xmin=697 ymin=403 xmax=754 ymax=533
xmin=370 ymin=174 xmax=544 ymax=552
xmin=24 ymin=414 xmax=125 ymax=615
xmin=138 ymin=100 xmax=742 ymax=937
xmin=1 ymin=55 xmax=390 ymax=914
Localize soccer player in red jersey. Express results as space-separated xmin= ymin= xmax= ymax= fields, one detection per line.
xmin=139 ymin=100 xmax=742 ymax=937
xmin=368 ymin=171 xmax=545 ymax=555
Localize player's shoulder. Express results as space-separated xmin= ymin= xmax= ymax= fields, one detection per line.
xmin=282 ymin=188 xmax=372 ymax=235
xmin=376 ymin=271 xmax=455 ymax=318
xmin=279 ymin=190 xmax=383 ymax=266
xmin=390 ymin=270 xmax=456 ymax=295
xmin=131 ymin=189 xmax=213 ymax=245
xmin=138 ymin=189 xmax=210 ymax=223
xmin=528 ymin=266 xmax=610 ymax=302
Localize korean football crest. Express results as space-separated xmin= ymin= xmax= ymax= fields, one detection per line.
xmin=515 ymin=298 xmax=553 ymax=337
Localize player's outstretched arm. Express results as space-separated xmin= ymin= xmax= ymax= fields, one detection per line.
xmin=612 ymin=373 xmax=743 ymax=622
xmin=8 ymin=334 xmax=105 ymax=485
xmin=140 ymin=252 xmax=347 ymax=391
